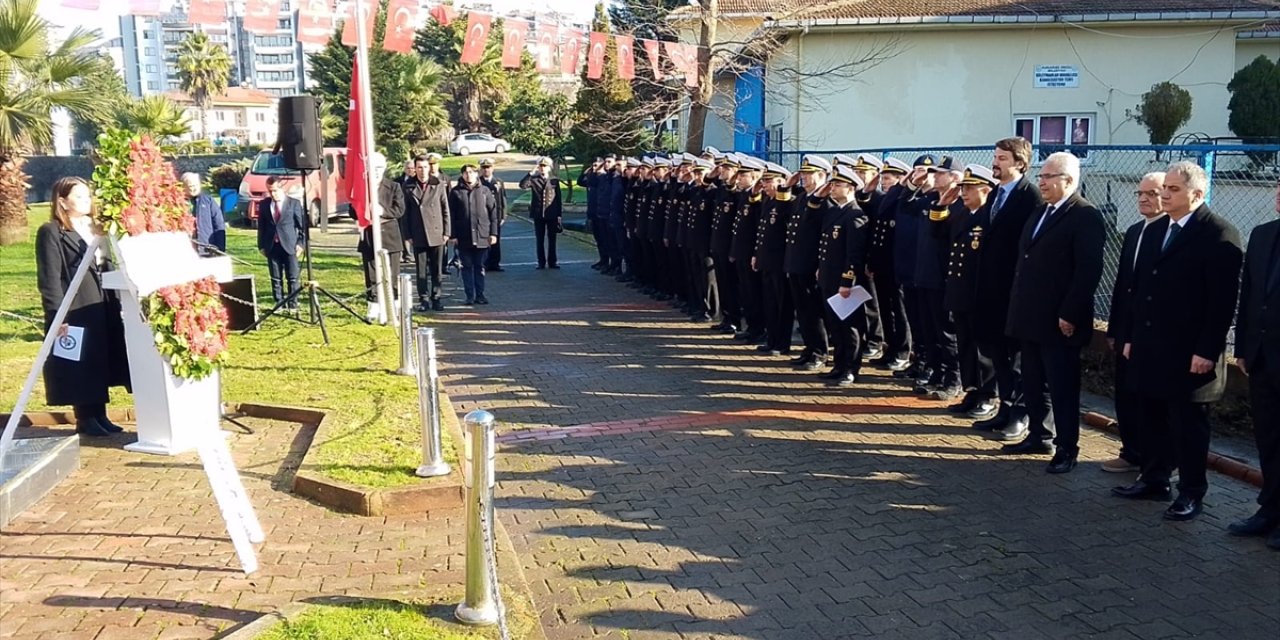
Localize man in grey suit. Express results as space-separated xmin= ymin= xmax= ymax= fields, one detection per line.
xmin=404 ymin=154 xmax=452 ymax=311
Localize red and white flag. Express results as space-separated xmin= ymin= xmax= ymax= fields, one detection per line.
xmin=560 ymin=30 xmax=583 ymax=76
xmin=683 ymin=42 xmax=700 ymax=86
xmin=347 ymin=58 xmax=370 ymax=230
xmin=189 ymin=0 xmax=229 ymax=27
xmin=615 ymin=35 xmax=635 ymax=80
xmin=342 ymin=0 xmax=379 ymax=47
xmin=642 ymin=39 xmax=662 ymax=80
xmin=534 ymin=23 xmax=557 ymax=73
xmin=128 ymin=0 xmax=162 ymax=15
xmin=586 ymin=31 xmax=606 ymax=79
xmin=243 ymin=0 xmax=282 ymax=35
xmin=501 ymin=20 xmax=527 ymax=69
xmin=429 ymin=4 xmax=456 ymax=26
xmin=460 ymin=12 xmax=492 ymax=65
xmin=383 ymin=0 xmax=418 ymax=53
xmin=295 ymin=0 xmax=333 ymax=45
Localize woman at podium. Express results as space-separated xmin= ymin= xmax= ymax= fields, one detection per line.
xmin=34 ymin=177 xmax=132 ymax=437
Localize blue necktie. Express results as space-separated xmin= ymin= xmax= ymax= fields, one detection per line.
xmin=1162 ymin=223 xmax=1181 ymax=253
xmin=991 ymin=187 xmax=1008 ymax=221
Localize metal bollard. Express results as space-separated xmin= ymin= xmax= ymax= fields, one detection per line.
xmin=380 ymin=250 xmax=397 ymax=328
xmin=455 ymin=409 xmax=498 ymax=626
xmin=414 ymin=327 xmax=450 ymax=478
xmin=396 ymin=274 xmax=416 ymax=376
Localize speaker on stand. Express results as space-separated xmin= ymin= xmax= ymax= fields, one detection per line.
xmin=275 ymin=95 xmax=322 ymax=170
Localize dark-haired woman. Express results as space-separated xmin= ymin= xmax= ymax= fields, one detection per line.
xmin=35 ymin=177 xmax=131 ymax=436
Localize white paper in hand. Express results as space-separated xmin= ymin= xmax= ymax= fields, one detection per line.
xmin=826 ymin=286 xmax=873 ymax=320
xmin=52 ymin=326 xmax=85 ymax=362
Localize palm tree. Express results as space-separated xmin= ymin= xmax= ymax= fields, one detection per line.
xmin=115 ymin=94 xmax=191 ymax=141
xmin=0 ymin=0 xmax=110 ymax=245
xmin=176 ymin=31 xmax=231 ymax=141
xmin=401 ymin=58 xmax=449 ymax=139
xmin=444 ymin=38 xmax=506 ymax=131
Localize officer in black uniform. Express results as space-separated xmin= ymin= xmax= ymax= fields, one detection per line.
xmin=753 ymin=161 xmax=794 ymax=356
xmin=849 ymin=153 xmax=887 ymax=362
xmin=710 ymin=154 xmax=745 ymax=334
xmin=918 ymin=157 xmax=964 ymax=399
xmin=784 ymin=155 xmax=833 ymax=370
xmin=818 ymin=165 xmax=872 ymax=387
xmin=685 ymin=157 xmax=717 ymax=322
xmin=867 ymin=156 xmax=913 ymax=371
xmin=945 ymin=164 xmax=1000 ymax=416
xmin=731 ymin=156 xmax=767 ymax=344
xmin=645 ymin=158 xmax=673 ymax=299
xmin=894 ymin=155 xmax=938 ymax=385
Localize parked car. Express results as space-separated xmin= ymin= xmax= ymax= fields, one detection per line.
xmin=448 ymin=132 xmax=510 ymax=156
xmin=237 ymin=148 xmax=351 ymax=227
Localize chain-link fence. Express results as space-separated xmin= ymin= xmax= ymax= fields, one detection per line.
xmin=758 ymin=144 xmax=1280 ymax=322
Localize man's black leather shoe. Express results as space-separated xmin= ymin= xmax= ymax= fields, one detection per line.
xmin=790 ymin=353 xmax=811 ymax=364
xmin=819 ymin=369 xmax=845 ymax=380
xmin=98 ymin=416 xmax=125 ymax=433
xmin=947 ymin=394 xmax=978 ymax=414
xmin=1111 ymin=480 xmax=1172 ymax=501
xmin=832 ymin=373 xmax=857 ymax=387
xmin=1227 ymin=511 xmax=1279 ymax=537
xmin=1046 ymin=450 xmax=1078 ymax=474
xmin=1163 ymin=494 xmax=1204 ymax=521
xmin=999 ymin=438 xmax=1054 ymax=455
xmin=75 ymin=418 xmax=111 ymax=437
xmin=973 ymin=407 xmax=1010 ymax=431
xmin=967 ymin=400 xmax=999 ymax=419
xmin=432 ymin=299 xmax=445 ymax=311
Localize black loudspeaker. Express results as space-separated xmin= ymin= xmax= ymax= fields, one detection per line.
xmin=220 ymin=275 xmax=259 ymax=331
xmin=276 ymin=95 xmax=322 ymax=170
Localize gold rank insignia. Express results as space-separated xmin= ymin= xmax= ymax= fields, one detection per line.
xmin=842 ymin=269 xmax=856 ymax=284
xmin=770 ymin=214 xmax=777 ymax=225
xmin=928 ymin=208 xmax=949 ymax=221
xmin=970 ymin=225 xmax=983 ymax=250
xmin=832 ymin=226 xmax=841 ymax=239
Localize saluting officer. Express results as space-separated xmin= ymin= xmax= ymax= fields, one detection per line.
xmin=918 ymin=158 xmax=964 ymax=400
xmin=731 ymin=157 xmax=767 ymax=345
xmin=849 ymin=153 xmax=887 ymax=362
xmin=753 ymin=162 xmax=794 ymax=356
xmin=894 ymin=155 xmax=938 ymax=386
xmin=686 ymin=158 xmax=718 ymax=322
xmin=784 ymin=155 xmax=834 ymax=370
xmin=644 ymin=158 xmax=673 ymax=298
xmin=867 ymin=157 xmax=913 ymax=371
xmin=944 ymin=165 xmax=1000 ymax=414
xmin=711 ymin=154 xmax=745 ymax=334
xmin=817 ymin=165 xmax=871 ymax=387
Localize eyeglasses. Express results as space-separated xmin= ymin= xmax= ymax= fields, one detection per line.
xmin=1037 ymin=172 xmax=1067 ymax=181
xmin=1133 ymin=190 xmax=1160 ymax=198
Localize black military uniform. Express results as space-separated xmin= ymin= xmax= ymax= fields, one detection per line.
xmin=783 ymin=155 xmax=833 ymax=369
xmin=685 ymin=160 xmax=717 ymax=321
xmin=755 ymin=166 xmax=794 ymax=355
xmin=731 ymin=167 xmax=765 ymax=343
xmin=941 ymin=166 xmax=999 ymax=407
xmin=817 ymin=166 xmax=871 ymax=386
xmin=867 ymin=158 xmax=913 ymax=367
xmin=710 ymin=159 xmax=744 ymax=333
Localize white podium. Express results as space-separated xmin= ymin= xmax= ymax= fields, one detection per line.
xmin=102 ymin=240 xmax=234 ymax=456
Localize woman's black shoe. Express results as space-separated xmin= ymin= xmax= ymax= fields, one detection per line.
xmin=75 ymin=418 xmax=112 ymax=437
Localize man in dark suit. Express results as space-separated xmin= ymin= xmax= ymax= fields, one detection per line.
xmin=1002 ymin=152 xmax=1106 ymax=474
xmin=519 ymin=156 xmax=563 ymax=269
xmin=449 ymin=164 xmax=499 ymax=305
xmin=479 ymin=158 xmax=507 ymax=272
xmin=395 ymin=160 xmax=416 ymax=261
xmin=1102 ymin=172 xmax=1168 ymax=473
xmin=404 ymin=154 xmax=451 ymax=311
xmin=973 ymin=137 xmax=1044 ymax=437
xmin=356 ymin=153 xmax=406 ymax=316
xmin=1111 ymin=162 xmax=1244 ymax=521
xmin=1231 ymin=178 xmax=1280 ymax=547
xmin=257 ymin=176 xmax=307 ymax=309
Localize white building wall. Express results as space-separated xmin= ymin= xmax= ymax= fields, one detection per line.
xmin=1235 ymin=38 xmax=1280 ymax=69
xmin=765 ymin=23 xmax=1245 ymax=151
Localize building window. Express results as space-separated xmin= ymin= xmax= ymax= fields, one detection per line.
xmin=145 ymin=64 xmax=157 ymax=73
xmin=217 ymin=111 xmax=226 ymax=121
xmin=1015 ymin=114 xmax=1093 ymax=160
xmin=144 ymin=47 xmax=156 ymax=56
xmin=255 ymin=112 xmax=266 ymax=122
xmin=143 ymin=29 xmax=154 ymax=39
xmin=147 ymin=81 xmax=159 ymax=90
xmin=168 ymin=81 xmax=181 ymax=90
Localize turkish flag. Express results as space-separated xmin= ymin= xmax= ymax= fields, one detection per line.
xmin=683 ymin=43 xmax=700 ymax=87
xmin=534 ymin=23 xmax=557 ymax=73
xmin=501 ymin=20 xmax=527 ymax=69
xmin=643 ymin=39 xmax=662 ymax=80
xmin=347 ymin=58 xmax=370 ymax=230
xmin=383 ymin=0 xmax=418 ymax=53
xmin=560 ymin=30 xmax=583 ymax=76
xmin=128 ymin=0 xmax=161 ymax=15
xmin=296 ymin=0 xmax=333 ymax=45
xmin=189 ymin=0 xmax=228 ymax=26
xmin=61 ymin=0 xmax=99 ymax=8
xmin=342 ymin=0 xmax=379 ymax=47
xmin=243 ymin=0 xmax=282 ymax=35
xmin=663 ymin=41 xmax=683 ymax=76
xmin=460 ymin=13 xmax=492 ymax=65
xmin=586 ymin=32 xmax=606 ymax=80
xmin=429 ymin=4 xmax=456 ymax=26
xmin=615 ymin=35 xmax=635 ymax=80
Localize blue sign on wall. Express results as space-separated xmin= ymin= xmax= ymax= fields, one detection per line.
xmin=734 ymin=66 xmax=765 ymax=153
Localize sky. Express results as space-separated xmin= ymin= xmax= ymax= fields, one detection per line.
xmin=39 ymin=0 xmax=606 ymax=42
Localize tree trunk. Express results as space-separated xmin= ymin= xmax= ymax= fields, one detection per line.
xmin=201 ymin=105 xmax=209 ymax=141
xmin=684 ymin=0 xmax=718 ymax=154
xmin=0 ymin=157 xmax=30 ymax=246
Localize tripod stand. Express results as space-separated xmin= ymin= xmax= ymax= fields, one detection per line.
xmin=242 ymin=173 xmax=369 ymax=344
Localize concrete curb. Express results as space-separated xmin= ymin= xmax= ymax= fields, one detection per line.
xmin=1081 ymin=411 xmax=1262 ymax=488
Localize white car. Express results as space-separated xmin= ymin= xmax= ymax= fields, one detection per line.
xmin=448 ymin=132 xmax=510 ymax=156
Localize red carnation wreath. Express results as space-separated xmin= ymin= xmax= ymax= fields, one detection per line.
xmin=93 ymin=129 xmax=229 ymax=380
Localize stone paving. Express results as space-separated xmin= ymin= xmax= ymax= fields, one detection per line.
xmin=433 ymin=204 xmax=1280 ymax=639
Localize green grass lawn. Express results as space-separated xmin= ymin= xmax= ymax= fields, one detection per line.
xmin=255 ymin=599 xmax=490 ymax=640
xmin=0 ymin=214 xmax=451 ymax=488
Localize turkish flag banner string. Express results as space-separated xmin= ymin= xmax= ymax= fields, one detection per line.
xmin=642 ymin=39 xmax=662 ymax=80
xmin=243 ymin=0 xmax=282 ymax=35
xmin=534 ymin=23 xmax=557 ymax=74
xmin=296 ymin=0 xmax=334 ymax=45
xmin=341 ymin=0 xmax=379 ymax=47
xmin=683 ymin=43 xmax=700 ymax=79
xmin=560 ymin=29 xmax=584 ymax=76
xmin=383 ymin=0 xmax=418 ymax=53
xmin=501 ymin=20 xmax=527 ymax=69
xmin=615 ymin=35 xmax=635 ymax=80
xmin=460 ymin=12 xmax=492 ymax=65
xmin=586 ymin=31 xmax=606 ymax=80
xmin=429 ymin=4 xmax=457 ymax=26
xmin=128 ymin=0 xmax=162 ymax=16
xmin=189 ymin=0 xmax=228 ymax=27
xmin=663 ymin=41 xmax=684 ymax=78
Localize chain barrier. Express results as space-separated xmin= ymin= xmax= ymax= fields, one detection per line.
xmin=479 ymin=499 xmax=512 ymax=640
xmin=0 ymin=310 xmax=43 ymax=328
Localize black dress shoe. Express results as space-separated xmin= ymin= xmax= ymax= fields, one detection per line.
xmin=756 ymin=344 xmax=773 ymax=352
xmin=488 ymin=266 xmax=504 ymax=272
xmin=550 ymin=264 xmax=560 ymax=269
xmin=536 ymin=264 xmax=546 ymax=270
xmin=947 ymin=394 xmax=979 ymax=414
xmin=819 ymin=368 xmax=845 ymax=380
xmin=799 ymin=360 xmax=824 ymax=372
xmin=432 ymin=299 xmax=445 ymax=312
xmin=1227 ymin=511 xmax=1279 ymax=537
xmin=1111 ymin=480 xmax=1172 ymax=501
xmin=75 ymin=418 xmax=112 ymax=437
xmin=1046 ymin=450 xmax=1078 ymax=474
xmin=475 ymin=296 xmax=490 ymax=305
xmin=862 ymin=347 xmax=884 ymax=361
xmin=1163 ymin=494 xmax=1204 ymax=521
xmin=790 ymin=353 xmax=811 ymax=364
xmin=97 ymin=416 xmax=125 ymax=433
xmin=973 ymin=407 xmax=1010 ymax=431
xmin=966 ymin=400 xmax=999 ymax=419
xmin=830 ymin=372 xmax=857 ymax=387
xmin=1000 ymin=438 xmax=1055 ymax=456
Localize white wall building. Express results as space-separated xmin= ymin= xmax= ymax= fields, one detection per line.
xmin=168 ymin=87 xmax=279 ymax=146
